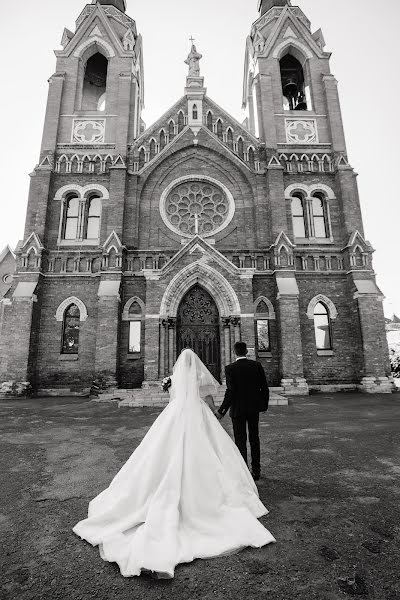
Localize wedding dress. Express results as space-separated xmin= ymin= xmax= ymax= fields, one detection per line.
xmin=73 ymin=349 xmax=275 ymax=578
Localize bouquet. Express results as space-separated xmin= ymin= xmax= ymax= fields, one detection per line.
xmin=161 ymin=376 xmax=172 ymax=392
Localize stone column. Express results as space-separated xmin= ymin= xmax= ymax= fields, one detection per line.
xmin=266 ymin=161 xmax=287 ymax=239
xmin=222 ymin=318 xmax=231 ymax=367
xmin=275 ymin=274 xmax=309 ymax=395
xmin=0 ymin=280 xmax=40 ymax=387
xmin=322 ymin=74 xmax=347 ymax=154
xmin=335 ymin=167 xmax=365 ymax=238
xmin=40 ymin=72 xmax=65 ymax=155
xmin=159 ymin=319 xmax=168 ymax=379
xmin=353 ymin=283 xmax=394 ymax=393
xmin=257 ymin=73 xmax=277 ymax=147
xmin=168 ymin=317 xmax=176 ymax=374
xmin=94 ymin=278 xmax=121 ymax=389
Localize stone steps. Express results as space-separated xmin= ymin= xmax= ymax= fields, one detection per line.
xmin=93 ymin=386 xmax=289 ymax=408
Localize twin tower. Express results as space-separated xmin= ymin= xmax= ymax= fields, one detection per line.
xmin=0 ymin=0 xmax=393 ymax=395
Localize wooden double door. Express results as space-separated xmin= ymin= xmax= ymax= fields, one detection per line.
xmin=177 ymin=285 xmax=221 ymax=381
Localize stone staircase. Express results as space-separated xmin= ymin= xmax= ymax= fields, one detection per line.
xmin=93 ymin=385 xmax=289 ymax=408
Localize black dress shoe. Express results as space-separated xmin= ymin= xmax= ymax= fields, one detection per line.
xmin=252 ymin=471 xmax=260 ymax=481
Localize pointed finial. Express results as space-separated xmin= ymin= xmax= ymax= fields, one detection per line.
xmin=185 ymin=40 xmax=202 ymax=78
xmin=258 ymin=0 xmax=290 ymax=16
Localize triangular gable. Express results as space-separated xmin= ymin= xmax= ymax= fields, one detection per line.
xmin=344 ymin=231 xmax=373 ymax=252
xmin=20 ymin=232 xmax=44 ymax=254
xmin=0 ymin=245 xmax=15 ymax=265
xmin=260 ymin=8 xmax=326 ymax=60
xmin=159 ymin=235 xmax=240 ymax=279
xmin=271 ymin=231 xmax=296 ymax=249
xmin=38 ymin=155 xmax=53 ymax=169
xmin=103 ymin=231 xmax=125 ymax=254
xmin=133 ymin=96 xmax=187 ymax=148
xmin=112 ymin=155 xmax=126 ymax=168
xmin=103 ymin=231 xmax=124 ymax=253
xmin=204 ymin=96 xmax=259 ymax=145
xmin=136 ymin=124 xmax=256 ymax=177
xmin=56 ymin=4 xmax=128 ymax=59
xmin=89 ymin=25 xmax=103 ymax=37
xmin=61 ymin=28 xmax=74 ymax=49
xmin=283 ymin=26 xmax=297 ymax=39
xmin=268 ymin=155 xmax=282 ymax=168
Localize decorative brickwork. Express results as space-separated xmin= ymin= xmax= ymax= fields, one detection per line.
xmin=0 ymin=1 xmax=393 ymax=395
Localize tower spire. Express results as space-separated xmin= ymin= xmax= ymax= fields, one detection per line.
xmin=94 ymin=0 xmax=126 ymax=13
xmin=258 ymin=0 xmax=290 ymax=16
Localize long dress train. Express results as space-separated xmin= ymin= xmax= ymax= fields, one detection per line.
xmin=73 ymin=350 xmax=275 ymax=578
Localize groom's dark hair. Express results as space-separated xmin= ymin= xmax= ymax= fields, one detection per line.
xmin=234 ymin=341 xmax=247 ymax=357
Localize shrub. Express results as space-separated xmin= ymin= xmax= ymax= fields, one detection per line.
xmin=0 ymin=381 xmax=33 ymax=397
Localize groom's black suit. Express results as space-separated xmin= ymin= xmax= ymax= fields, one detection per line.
xmin=218 ymin=358 xmax=269 ymax=475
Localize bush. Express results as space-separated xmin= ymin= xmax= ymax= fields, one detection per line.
xmin=0 ymin=381 xmax=33 ymax=397
xmin=390 ymin=349 xmax=400 ymax=378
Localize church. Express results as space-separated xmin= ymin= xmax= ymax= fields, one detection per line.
xmin=0 ymin=0 xmax=393 ymax=395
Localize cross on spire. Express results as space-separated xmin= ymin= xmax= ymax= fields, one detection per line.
xmin=189 ymin=36 xmax=195 ymax=45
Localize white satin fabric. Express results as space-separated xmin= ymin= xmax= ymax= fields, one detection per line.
xmin=73 ymin=349 xmax=275 ymax=578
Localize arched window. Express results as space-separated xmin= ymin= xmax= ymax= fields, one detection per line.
xmin=291 ymin=193 xmax=306 ymax=238
xmin=216 ymin=119 xmax=223 ymax=140
xmin=138 ymin=147 xmax=145 ymax=170
xmin=192 ymin=104 xmax=198 ymax=120
xmin=207 ymin=111 xmax=213 ymax=131
xmin=63 ymin=195 xmax=80 ymax=240
xmin=178 ymin=111 xmax=184 ymax=133
xmin=227 ymin=128 xmax=233 ymax=149
xmin=248 ymin=147 xmax=255 ymax=169
xmin=311 ymin=193 xmax=328 ymax=238
xmin=255 ymin=299 xmax=272 ymax=353
xmin=82 ymin=52 xmax=108 ymax=111
xmin=62 ymin=304 xmax=80 ymax=354
xmin=313 ymin=302 xmax=332 ymax=350
xmin=168 ymin=120 xmax=175 ymax=140
xmin=237 ymin=137 xmax=244 ymax=160
xmin=149 ymin=138 xmax=156 ymax=160
xmin=125 ymin=299 xmax=143 ymax=354
xmin=280 ymin=54 xmax=307 ymax=111
xmin=160 ymin=129 xmax=166 ymax=150
xmin=85 ymin=196 xmax=101 ymax=239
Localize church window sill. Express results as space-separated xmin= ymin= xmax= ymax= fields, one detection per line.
xmin=258 ymin=352 xmax=273 ymax=358
xmin=58 ymin=239 xmax=100 ymax=247
xmin=59 ymin=354 xmax=79 ymax=361
xmin=126 ymin=353 xmax=142 ymax=361
xmin=294 ymin=237 xmax=334 ymax=245
xmin=317 ymin=350 xmax=334 ymax=357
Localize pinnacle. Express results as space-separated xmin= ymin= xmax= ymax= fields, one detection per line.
xmin=95 ymin=0 xmax=126 ymax=13
xmin=258 ymin=0 xmax=290 ymax=16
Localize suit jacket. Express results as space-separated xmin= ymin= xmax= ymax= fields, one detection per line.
xmin=218 ymin=358 xmax=270 ymax=418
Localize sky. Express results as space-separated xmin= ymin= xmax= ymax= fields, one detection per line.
xmin=0 ymin=0 xmax=399 ymax=316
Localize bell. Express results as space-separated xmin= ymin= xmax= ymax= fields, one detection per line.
xmin=294 ymin=92 xmax=307 ymax=111
xmin=283 ymin=78 xmax=298 ymax=99
xmin=295 ymin=100 xmax=307 ymax=111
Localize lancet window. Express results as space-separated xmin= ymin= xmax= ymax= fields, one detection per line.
xmin=61 ymin=304 xmax=80 ymax=355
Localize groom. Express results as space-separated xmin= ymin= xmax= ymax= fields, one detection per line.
xmin=216 ymin=341 xmax=269 ymax=481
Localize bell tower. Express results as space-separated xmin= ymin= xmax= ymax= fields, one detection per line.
xmin=0 ymin=1 xmax=145 ymax=388
xmin=241 ymin=1 xmax=393 ymax=394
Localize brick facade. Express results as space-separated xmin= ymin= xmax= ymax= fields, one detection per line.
xmin=0 ymin=1 xmax=393 ymax=395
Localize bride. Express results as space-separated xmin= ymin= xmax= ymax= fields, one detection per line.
xmin=73 ymin=348 xmax=275 ymax=578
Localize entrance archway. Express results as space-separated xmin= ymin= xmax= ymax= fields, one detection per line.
xmin=177 ymin=284 xmax=221 ymax=381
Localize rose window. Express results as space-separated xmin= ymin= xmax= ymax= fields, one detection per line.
xmin=164 ymin=180 xmax=231 ymax=236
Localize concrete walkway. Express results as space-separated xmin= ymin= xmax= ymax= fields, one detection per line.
xmin=0 ymin=393 xmax=399 ymax=600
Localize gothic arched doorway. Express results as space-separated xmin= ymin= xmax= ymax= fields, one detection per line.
xmin=177 ymin=284 xmax=221 ymax=381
